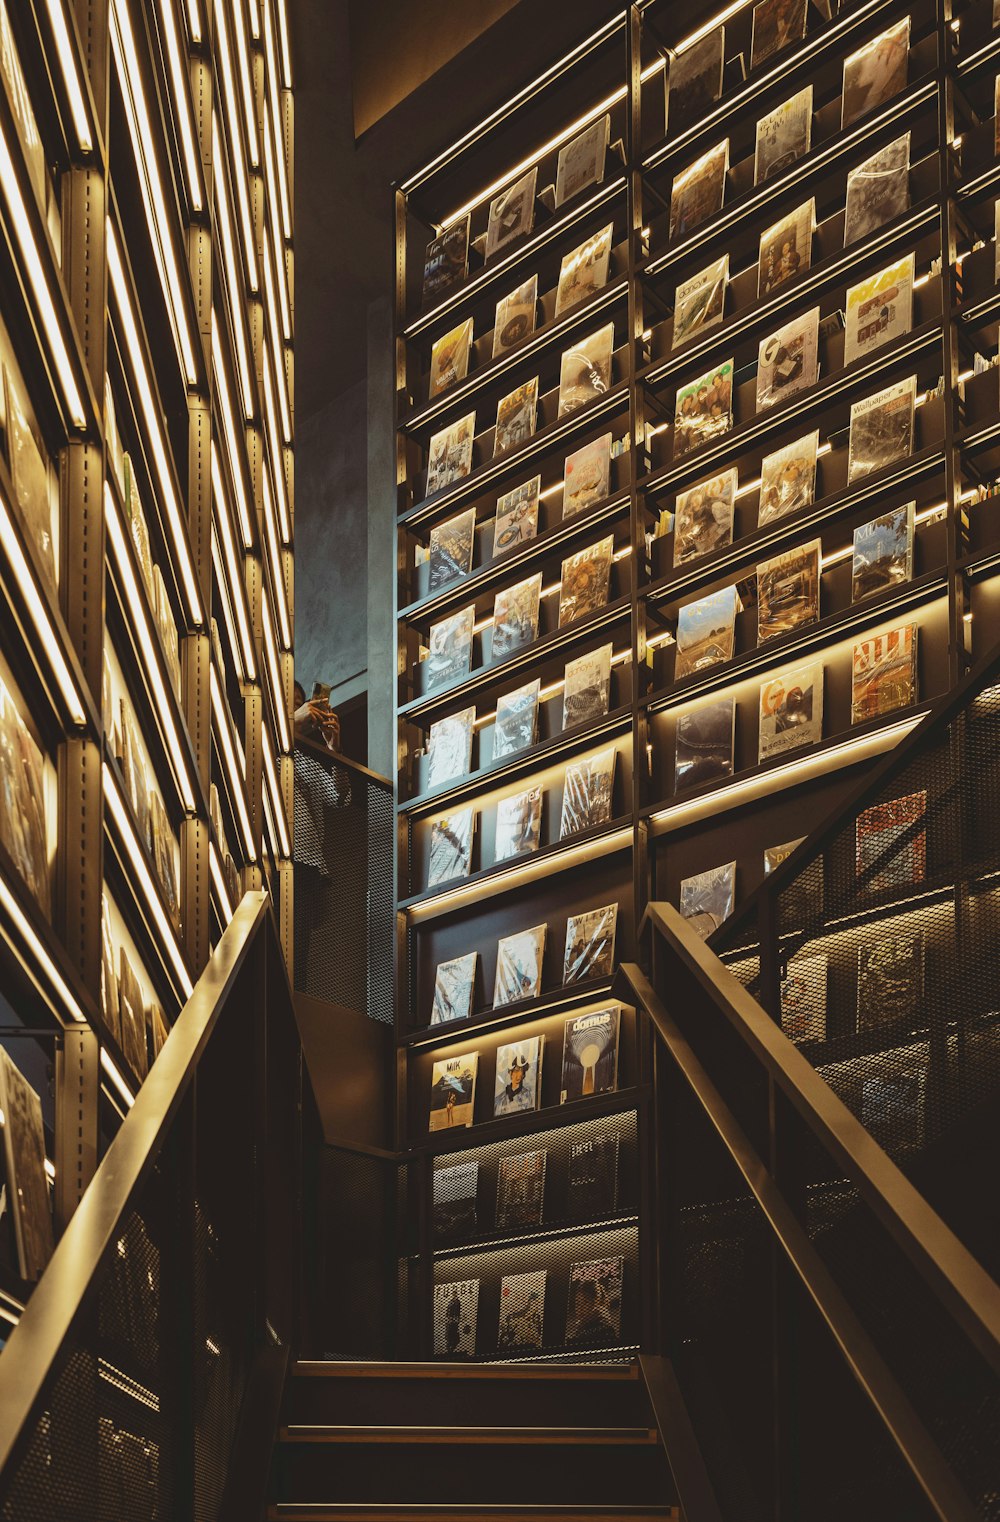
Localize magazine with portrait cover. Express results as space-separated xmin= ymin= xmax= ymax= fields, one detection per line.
xmin=496 ymin=1150 xmax=547 ymax=1228
xmin=555 ymin=113 xmax=610 ymax=207
xmin=495 ymin=786 xmax=543 ymax=863
xmin=493 ymin=275 xmax=537 ymax=358
xmin=425 ymin=411 xmax=476 ymax=497
xmin=758 ymin=431 xmax=818 ymax=526
xmin=856 ymin=790 xmax=927 ymax=892
xmin=431 ymin=952 xmax=478 ymax=1026
xmin=557 ymin=323 xmax=615 ymax=417
xmin=851 ymin=624 xmax=917 ymax=725
xmin=765 ymin=836 xmax=825 ymax=922
xmin=566 ymin=1257 xmax=623 ymax=1348
xmin=758 ymin=661 xmax=824 ymax=761
xmin=780 ymin=952 xmax=827 ymax=1041
xmin=0 ymin=683 xmax=50 ymax=916
xmin=568 ymin=1130 xmax=620 ymax=1217
xmin=555 ymin=223 xmax=614 ymax=319
xmin=852 ymin=502 xmax=915 ymax=602
xmin=841 ymin=16 xmax=910 ymax=130
xmin=558 ymin=536 xmax=614 ymax=627
xmin=666 ymin=26 xmax=725 ymax=135
xmin=672 ymin=253 xmax=729 ymax=352
xmin=433 ymin=1279 xmax=479 ymax=1357
xmin=754 ymin=86 xmax=812 ymax=185
xmin=494 ymin=377 xmax=538 ymax=456
xmin=433 ymin=1162 xmax=478 ymax=1239
xmin=679 ymin=861 xmax=736 ymax=939
xmin=844 ymin=133 xmax=910 ymax=246
xmin=428 ymin=809 xmax=475 ymax=886
xmin=669 ymin=140 xmax=729 ymax=242
xmin=485 ymin=167 xmax=538 ymax=262
xmin=675 ymin=585 xmax=739 ymax=679
xmin=674 ymin=698 xmax=735 ymax=790
xmin=860 ymin=1047 xmax=926 ymax=1152
xmin=492 ymin=572 xmax=542 ymax=662
xmin=0 ymin=1048 xmax=53 ymax=1281
xmin=561 ymin=1006 xmax=620 ymax=1101
xmin=494 ymin=924 xmax=546 ymax=1006
xmin=563 ymin=644 xmax=612 ymax=729
xmin=750 ymin=0 xmax=807 ymax=69
xmin=428 ymin=1052 xmax=479 ymax=1131
xmin=427 ymin=708 xmax=476 ymax=790
xmin=563 ymin=903 xmax=619 ymax=984
xmin=426 ymin=606 xmax=475 ymax=690
xmin=755 ymin=306 xmax=820 ymax=412
xmin=559 ymin=748 xmax=615 ymax=838
xmin=756 ymin=539 xmax=821 ymax=642
xmin=494 ymin=1037 xmax=544 ymax=1118
xmin=844 ymin=253 xmax=914 ymax=368
xmin=673 ymin=360 xmax=733 ymax=460
xmin=428 ymin=507 xmax=475 ymax=591
xmin=493 ymin=679 xmax=540 ymax=759
xmin=858 ymin=932 xmax=924 ymax=1031
xmin=422 ymin=216 xmax=469 ymax=307
xmin=758 ymin=199 xmax=814 ymax=298
xmin=673 ymin=468 xmax=736 ymax=565
xmin=564 ymin=433 xmax=612 ymax=518
xmin=847 ymin=375 xmax=916 ymax=483
xmin=493 ymin=476 xmax=540 ymax=556
xmin=5 ymin=370 xmax=55 ymax=589
xmin=429 ymin=317 xmax=473 ymax=398
xmin=118 ymin=948 xmax=147 ymax=1081
xmin=498 ymin=1270 xmax=546 ymax=1351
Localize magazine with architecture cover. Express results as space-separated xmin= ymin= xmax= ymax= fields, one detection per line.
xmin=669 ymin=140 xmax=729 ymax=241
xmin=672 ymin=254 xmax=728 ymax=351
xmin=494 ymin=924 xmax=546 ymax=1006
xmin=434 ymin=1279 xmax=479 ymax=1357
xmin=493 ymin=275 xmax=537 ymax=358
xmin=492 ymin=572 xmax=542 ymax=661
xmin=780 ymin=952 xmax=827 ymax=1040
xmin=558 ymin=536 xmax=614 ymax=626
xmin=673 ymin=468 xmax=736 ymax=565
xmin=758 ymin=431 xmax=818 ymax=525
xmin=485 ymin=167 xmax=538 ymax=261
xmin=427 ymin=708 xmax=476 ymax=790
xmin=673 ymin=360 xmax=733 ymax=459
xmin=493 ymin=476 xmax=540 ymax=556
xmin=841 ymin=16 xmax=910 ymax=129
xmin=495 ymin=786 xmax=543 ymax=862
xmin=561 ymin=1006 xmax=620 ymax=1101
xmin=754 ymin=86 xmax=812 ymax=184
xmin=431 ymin=952 xmax=478 ymax=1026
xmin=844 ymin=254 xmax=914 ymax=368
xmin=0 ymin=1048 xmax=53 ymax=1281
xmin=844 ymin=133 xmax=910 ymax=246
xmin=858 ymin=932 xmax=924 ymax=1030
xmin=493 ymin=679 xmax=540 ymax=759
xmin=855 ymin=790 xmax=927 ymax=891
xmin=496 ymin=1150 xmax=547 ymax=1228
xmin=494 ymin=1037 xmax=544 ymax=1117
xmin=852 ymin=503 xmax=915 ymax=601
xmin=666 ymin=26 xmax=725 ymax=134
xmin=679 ymin=861 xmax=736 ymax=938
xmin=426 ymin=606 xmax=474 ymax=690
xmin=675 ymin=585 xmax=739 ymax=679
xmin=428 ymin=508 xmax=475 ymax=591
xmin=568 ymin=1130 xmax=620 ymax=1217
xmin=428 ymin=809 xmax=475 ymax=886
xmin=562 ymin=644 xmax=612 ymax=729
xmin=433 ymin=1162 xmax=479 ymax=1239
xmin=555 ymin=223 xmax=614 ymax=319
xmin=428 ymin=1052 xmax=479 ymax=1131
xmin=565 ymin=1257 xmax=623 ymax=1348
xmin=563 ymin=902 xmax=619 ymax=984
xmin=847 ymin=375 xmax=916 ymax=483
xmin=851 ymin=624 xmax=917 ymax=725
xmin=422 ymin=216 xmax=469 ymax=307
xmin=674 ymin=698 xmax=735 ymax=789
xmin=559 ymin=748 xmax=615 ymax=837
xmin=557 ymin=323 xmax=615 ymax=417
xmin=497 ymin=1270 xmax=546 ymax=1351
xmin=756 ymin=539 xmax=821 ymax=641
xmin=425 ymin=412 xmax=476 ymax=497
xmin=755 ymin=307 xmax=820 ymax=412
xmin=555 ymin=114 xmax=610 ymax=207
xmin=758 ymin=662 xmax=824 ymax=760
xmin=750 ymin=0 xmax=807 ymax=68
xmin=494 ymin=377 xmax=538 ymax=456
xmin=758 ymin=199 xmax=814 ymax=297
xmin=563 ymin=433 xmax=612 ymax=518
xmin=429 ymin=317 xmax=473 ymax=398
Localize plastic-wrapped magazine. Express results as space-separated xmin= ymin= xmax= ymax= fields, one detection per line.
xmin=665 ymin=26 xmax=724 ymax=134
xmin=755 ymin=307 xmax=820 ymax=412
xmin=493 ymin=476 xmax=540 ymax=556
xmin=494 ymin=924 xmax=546 ymax=1006
xmin=750 ymin=0 xmax=807 ymax=69
xmin=852 ymin=503 xmax=915 ymax=601
xmin=495 ymin=786 xmax=542 ymax=862
xmin=434 ymin=1279 xmax=479 ymax=1357
xmin=428 ymin=809 xmax=475 ymax=886
xmin=492 ymin=573 xmax=541 ymax=662
xmin=426 ymin=607 xmax=474 ymax=690
xmin=425 ymin=412 xmax=476 ymax=497
xmin=433 ymin=1163 xmax=478 ymax=1240
xmin=0 ymin=1047 xmax=53 ymax=1280
xmin=857 ymin=932 xmax=924 ymax=1030
xmin=754 ymin=86 xmax=812 ymax=185
xmin=485 ymin=167 xmax=537 ymax=261
xmin=756 ymin=540 xmax=821 ymax=641
xmin=672 ymin=253 xmax=728 ymax=351
xmin=567 ymin=1131 xmax=619 ymax=1218
xmin=555 ymin=114 xmax=609 ymax=207
xmin=844 ymin=133 xmax=910 ymax=246
xmin=679 ymin=861 xmax=735 ymax=939
xmin=855 ymin=790 xmax=927 ymax=892
xmin=563 ymin=903 xmax=618 ymax=984
xmin=5 ymin=369 xmax=55 ymax=589
xmin=427 ymin=708 xmax=475 ymax=789
xmin=780 ymin=952 xmax=827 ymax=1041
xmin=428 ymin=508 xmax=475 ymax=591
xmin=758 ymin=662 xmax=824 ymax=761
xmin=494 ymin=1037 xmax=544 ymax=1117
xmin=674 ymin=698 xmax=734 ymax=790
xmin=558 ymin=323 xmax=615 ymax=417
xmin=764 ymin=838 xmax=825 ymax=923
xmin=558 ymin=537 xmax=614 ymax=626
xmin=847 ymin=375 xmax=916 ymax=483
xmin=118 ymin=948 xmax=147 ymax=1081
xmin=430 ymin=952 xmax=477 ymax=1026
xmin=563 ymin=433 xmax=612 ymax=518
xmin=844 ymin=254 xmax=914 ymax=368
xmin=493 ymin=679 xmax=540 ymax=760
xmin=562 ymin=644 xmax=612 ymax=729
xmin=675 ymin=586 xmax=738 ymax=679
xmin=497 ymin=1270 xmax=546 ymax=1351
xmin=494 ymin=377 xmax=538 ymax=457
xmin=422 ymin=216 xmax=469 ymax=307
xmin=857 ymin=1045 xmax=927 ymax=1152
xmin=555 ymin=223 xmax=613 ymax=319
xmin=493 ymin=276 xmax=537 ymax=358
xmin=565 ymin=1257 xmax=623 ymax=1348
xmin=758 ymin=431 xmax=817 ymax=525
xmin=0 ymin=681 xmax=50 ymax=916
xmin=673 ymin=360 xmax=733 ymax=459
xmin=496 ymin=1150 xmax=546 ymax=1229
xmin=559 ymin=749 xmax=615 ymax=837
xmin=428 ymin=1052 xmax=479 ymax=1131
xmin=758 ymin=199 xmax=814 ymax=298
xmin=673 ymin=468 xmax=735 ymax=565
xmin=561 ymin=1007 xmax=620 ymax=1101
xmin=669 ymin=140 xmax=728 ymax=241
xmin=429 ymin=317 xmax=474 ymax=398
xmin=841 ymin=16 xmax=910 ymax=129
xmin=851 ymin=624 xmax=917 ymax=725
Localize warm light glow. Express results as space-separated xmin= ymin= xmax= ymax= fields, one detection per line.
xmin=103 ymin=762 xmax=194 ymax=996
xmin=0 ymin=489 xmax=86 ymax=726
xmin=0 ymin=874 xmax=85 ymax=1023
xmin=263 ymin=360 xmax=291 ymax=542
xmin=231 ymin=0 xmax=259 ymax=166
xmin=211 ymin=309 xmax=254 ymax=546
xmin=211 ymin=443 xmax=258 ymax=680
xmin=262 ymin=11 xmax=291 ymax=239
xmin=213 ymin=118 xmax=255 ymax=419
xmin=186 ymin=0 xmax=202 ymax=42
xmin=263 ymin=119 xmax=292 ymax=340
xmin=263 ymin=260 xmax=292 ymax=441
xmin=674 ymin=0 xmax=753 ymax=55
xmin=214 ymin=0 xmax=259 ymax=290
xmin=262 ymin=593 xmax=291 ymax=753
xmin=262 ymin=469 xmax=291 ymax=649
xmin=158 ymin=0 xmax=203 ymax=209
xmin=210 ymin=842 xmax=235 ymax=920
xmin=100 ymin=1047 xmax=136 ymax=1108
xmin=211 ymin=532 xmax=246 ymax=683
xmin=246 ymin=0 xmax=260 ymax=37
xmin=211 ymin=665 xmax=257 ymax=860
xmin=274 ymin=0 xmax=291 ymax=86
xmin=263 ymin=729 xmax=291 ymax=857
xmin=44 ymin=0 xmax=93 ymax=153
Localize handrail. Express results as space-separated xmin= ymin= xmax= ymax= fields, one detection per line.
xmin=295 ymin=732 xmax=392 ymax=789
xmin=0 ymin=890 xmax=271 ymax=1477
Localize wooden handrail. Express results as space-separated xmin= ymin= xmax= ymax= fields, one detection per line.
xmin=294 ymin=732 xmax=392 ymax=788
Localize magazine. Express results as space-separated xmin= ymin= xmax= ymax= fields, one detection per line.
xmin=425 ymin=412 xmax=476 ymax=497
xmin=841 ymin=17 xmax=910 ymax=130
xmin=567 ymin=1130 xmax=620 ymax=1217
xmin=430 ymin=952 xmax=477 ymax=1026
xmin=493 ymin=679 xmax=540 ymax=760
xmin=669 ymin=140 xmax=729 ymax=241
xmin=118 ymin=948 xmax=147 ymax=1081
xmin=674 ymin=698 xmax=735 ymax=789
xmin=427 ymin=708 xmax=475 ymax=790
xmin=493 ymin=476 xmax=540 ymax=556
xmin=859 ymin=1047 xmax=926 ymax=1152
xmin=750 ymin=0 xmax=807 ymax=69
xmin=557 ymin=323 xmax=615 ymax=417
xmin=426 ymin=606 xmax=474 ymax=690
xmin=755 ymin=307 xmax=820 ymax=412
xmin=857 ymin=932 xmax=924 ymax=1030
xmin=851 ymin=503 xmax=915 ymax=601
xmin=493 ymin=275 xmax=537 ymax=358
xmin=851 ymin=624 xmax=917 ymax=724
xmin=555 ymin=223 xmax=614 ymax=319
xmin=675 ymin=585 xmax=739 ymax=679
xmin=758 ymin=661 xmax=823 ymax=760
xmin=485 ymin=167 xmax=537 ymax=261
xmin=422 ymin=217 xmax=469 ymax=307
xmin=672 ymin=254 xmax=728 ymax=351
xmin=673 ymin=468 xmax=736 ymax=565
xmin=428 ymin=508 xmax=475 ymax=591
xmin=0 ymin=682 xmax=50 ymax=915
xmin=434 ymin=1279 xmax=479 ymax=1357
xmin=855 ymin=790 xmax=927 ymax=892
xmin=429 ymin=317 xmax=473 ymax=398
xmin=679 ymin=861 xmax=735 ymax=938
xmin=673 ymin=360 xmax=733 ymax=459
xmin=756 ymin=539 xmax=821 ymax=641
xmin=496 ymin=1150 xmax=547 ymax=1228
xmin=758 ymin=199 xmax=814 ymax=298
xmin=758 ymin=432 xmax=818 ymax=525
xmin=494 ymin=377 xmax=538 ymax=456
xmin=494 ymin=1037 xmax=544 ymax=1117
xmin=780 ymin=952 xmax=827 ymax=1040
xmin=5 ymin=370 xmax=55 ymax=589
xmin=495 ymin=786 xmax=543 ymax=862
xmin=847 ymin=375 xmax=916 ymax=483
xmin=428 ymin=1052 xmax=479 ymax=1131
xmin=563 ymin=902 xmax=619 ymax=984
xmin=433 ymin=1163 xmax=479 ymax=1239
xmin=565 ymin=1257 xmax=623 ymax=1348
xmin=666 ymin=26 xmax=725 ymax=134
xmin=428 ymin=809 xmax=475 ymax=886
xmin=492 ymin=572 xmax=541 ymax=661
xmin=561 ymin=1006 xmax=621 ymax=1101
xmin=559 ymin=748 xmax=615 ymax=837
xmin=558 ymin=536 xmax=614 ymax=626
xmin=555 ymin=114 xmax=610 ymax=207
xmin=844 ymin=133 xmax=910 ymax=246
xmin=0 ymin=1048 xmax=53 ymax=1281
xmin=754 ymin=86 xmax=812 ymax=184
xmin=497 ymin=1270 xmax=546 ymax=1351
xmin=562 ymin=644 xmax=612 ymax=729
xmin=844 ymin=254 xmax=914 ymax=368
xmin=563 ymin=433 xmax=612 ymax=518
xmin=764 ymin=837 xmax=825 ymax=923
xmin=494 ymin=924 xmax=546 ymax=1006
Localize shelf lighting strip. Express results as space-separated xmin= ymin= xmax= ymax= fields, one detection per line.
xmin=214 ymin=0 xmax=259 ymax=290
xmin=274 ymin=0 xmax=291 ymax=86
xmin=246 ymin=0 xmax=260 ymax=39
xmin=263 ymin=358 xmax=292 ymax=542
xmin=262 ymin=110 xmax=292 ymax=341
xmin=0 ymin=873 xmax=85 ymax=1024
xmin=212 ymin=115 xmax=255 ymax=419
xmin=230 ymin=0 xmax=259 ymax=167
xmin=210 ymin=442 xmax=258 ymax=681
xmin=210 ymin=665 xmax=258 ymax=860
xmin=43 ymin=0 xmax=93 ymax=154
xmin=261 ymin=590 xmax=291 ymax=754
xmin=100 ymin=1047 xmax=136 ymax=1109
xmin=0 ymin=486 xmax=86 ymax=726
xmin=211 ymin=309 xmax=255 ymax=546
xmin=211 ymin=530 xmax=246 ymax=684
xmin=262 ymin=468 xmax=291 ymax=649
xmin=262 ymin=728 xmax=291 ymax=858
xmin=262 ymin=0 xmax=292 ymax=240
xmin=263 ymin=260 xmax=292 ymax=442
xmin=209 ymin=841 xmax=235 ymax=920
xmin=158 ymin=0 xmax=203 ymax=209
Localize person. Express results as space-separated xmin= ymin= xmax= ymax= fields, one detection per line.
xmin=292 ymin=678 xmax=352 ymax=995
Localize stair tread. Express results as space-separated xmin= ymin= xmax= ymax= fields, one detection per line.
xmin=292 ymin=1361 xmax=640 ymax=1381
xmin=269 ymin=1509 xmax=673 ymax=1520
xmin=280 ymin=1424 xmax=658 ymax=1445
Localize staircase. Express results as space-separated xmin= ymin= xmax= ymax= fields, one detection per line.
xmin=267 ymin=1360 xmax=679 ymax=1521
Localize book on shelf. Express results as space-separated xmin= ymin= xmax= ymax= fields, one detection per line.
xmin=567 ymin=1129 xmax=620 ymax=1218
xmin=673 ymin=467 xmax=736 ymax=565
xmin=851 ymin=624 xmax=918 ymax=725
xmin=496 ymin=1149 xmax=547 ymax=1228
xmin=855 ymin=790 xmax=927 ymax=892
xmin=429 ymin=317 xmax=473 ymax=398
xmin=427 ymin=708 xmax=475 ymax=790
xmin=563 ymin=903 xmax=618 ymax=984
xmin=426 ymin=606 xmax=475 ymax=690
xmin=428 ymin=809 xmax=475 ymax=886
xmin=429 ymin=1052 xmax=479 ymax=1131
xmin=673 ymin=359 xmax=733 ymax=459
xmin=674 ymin=698 xmax=735 ymax=790
xmin=486 ymin=168 xmax=537 ymax=262
xmin=750 ymin=0 xmax=807 ymax=69
xmin=669 ymin=140 xmax=729 ymax=242
xmin=494 ymin=1036 xmax=544 ymax=1117
xmin=494 ymin=377 xmax=538 ymax=457
xmin=555 ymin=223 xmax=614 ymax=319
xmin=755 ymin=306 xmax=820 ymax=412
xmin=557 ymin=323 xmax=615 ymax=417
xmin=422 ymin=217 xmax=469 ymax=307
xmin=497 ymin=1269 xmax=546 ymax=1351
xmin=844 ymin=133 xmax=910 ymax=247
xmin=672 ymin=254 xmax=728 ymax=351
xmin=857 ymin=932 xmax=924 ymax=1031
xmin=434 ymin=1279 xmax=479 ymax=1358
xmin=555 ymin=114 xmax=610 ymax=207
xmin=494 ymin=924 xmax=546 ymax=1006
xmin=0 ymin=1047 xmax=53 ymax=1281
xmin=493 ymin=276 xmax=537 ymax=358
xmin=841 ymin=16 xmax=910 ymax=130
xmin=433 ymin=1161 xmax=479 ymax=1239
xmin=844 ymin=253 xmax=914 ymax=368
xmin=563 ymin=433 xmax=612 ymax=518
xmin=755 ymin=539 xmax=821 ymax=642
xmin=847 ymin=375 xmax=916 ymax=483
xmin=492 ymin=572 xmax=542 ymax=661
xmin=431 ymin=952 xmax=478 ymax=1026
xmin=495 ymin=786 xmax=543 ymax=863
xmin=666 ymin=26 xmax=724 ymax=135
xmin=561 ymin=1006 xmax=620 ymax=1102
xmin=780 ymin=952 xmax=827 ymax=1041
xmin=493 ymin=476 xmax=540 ymax=556
xmin=565 ymin=1257 xmax=623 ymax=1349
xmin=679 ymin=861 xmax=735 ymax=939
xmin=429 ymin=508 xmax=476 ymax=592
xmin=851 ymin=503 xmax=915 ymax=602
xmin=493 ymin=678 xmax=540 ymax=760
xmin=758 ymin=199 xmax=814 ymax=298
xmin=559 ymin=748 xmax=615 ymax=837
xmin=754 ymin=86 xmax=812 ymax=185
xmin=558 ymin=535 xmax=614 ymax=627
xmin=758 ymin=661 xmax=824 ymax=761
xmin=562 ymin=643 xmax=612 ymax=729
xmin=425 ymin=412 xmax=476 ymax=497
xmin=675 ymin=585 xmax=739 ymax=679
xmin=758 ymin=431 xmax=818 ymax=526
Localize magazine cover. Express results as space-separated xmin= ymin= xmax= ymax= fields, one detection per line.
xmin=679 ymin=861 xmax=736 ymax=939
xmin=497 ymin=1270 xmax=546 ymax=1351
xmin=758 ymin=661 xmax=824 ymax=760
xmin=750 ymin=0 xmax=807 ymax=69
xmin=426 ymin=606 xmax=474 ymax=690
xmin=567 ymin=1131 xmax=620 ymax=1217
xmin=153 ymin=565 xmax=181 ymax=699
xmin=5 ymin=370 xmax=55 ymax=589
xmin=430 ymin=952 xmax=477 ymax=1026
xmin=100 ymin=892 xmax=119 ymax=1045
xmin=494 ymin=1037 xmax=544 ymax=1117
xmin=555 ymin=113 xmax=610 ymax=207
xmin=755 ymin=307 xmax=820 ymax=412
xmin=675 ymin=585 xmax=739 ymax=679
xmin=151 ymin=793 xmax=179 ymax=923
xmin=422 ymin=216 xmax=469 ymax=307
xmin=485 ymin=167 xmax=538 ymax=261
xmin=844 ymin=254 xmax=914 ymax=368
xmin=425 ymin=411 xmax=476 ymax=497
xmin=0 ymin=1049 xmax=53 ymax=1281
xmin=118 ymin=948 xmax=147 ymax=1081
xmin=561 ymin=1006 xmax=621 ymax=1101
xmin=493 ymin=275 xmax=538 ymax=358
xmin=559 ymin=748 xmax=615 ymax=837
xmin=433 ymin=1162 xmax=479 ymax=1239
xmin=433 ymin=1279 xmax=479 ymax=1357
xmin=427 ymin=708 xmax=476 ymax=790
xmin=558 ymin=536 xmax=614 ymax=626
xmin=860 ymin=1047 xmax=926 ymax=1152
xmin=754 ymin=86 xmax=812 ymax=184
xmin=494 ymin=924 xmax=546 ymax=1006
xmin=673 ymin=468 xmax=736 ymax=565
xmin=758 ymin=431 xmax=818 ymax=525
xmin=851 ymin=624 xmax=917 ymax=725
xmin=428 ymin=1052 xmax=479 ymax=1131
xmin=756 ymin=539 xmax=821 ymax=641
xmin=429 ymin=317 xmax=474 ymax=398
xmin=557 ymin=323 xmax=615 ymax=417
xmin=672 ymin=254 xmax=729 ymax=351
xmin=669 ymin=140 xmax=729 ymax=241
xmin=780 ymin=952 xmax=827 ymax=1041
xmin=566 ymin=1257 xmax=623 ymax=1348
xmin=857 ymin=932 xmax=924 ymax=1030
xmin=496 ymin=1150 xmax=547 ymax=1229
xmin=847 ymin=375 xmax=916 ymax=483
xmin=674 ymin=698 xmax=735 ymax=789
xmin=0 ymin=683 xmax=50 ymax=916
xmin=428 ymin=809 xmax=475 ymax=886
xmin=851 ymin=503 xmax=915 ymax=601
xmin=758 ymin=199 xmax=814 ymax=297
xmin=120 ymin=700 xmax=150 ymax=851
xmin=492 ymin=572 xmax=542 ymax=661
xmin=673 ymin=360 xmax=733 ymax=459
xmin=494 ymin=377 xmax=538 ymax=456
xmin=493 ymin=679 xmax=540 ymax=759
xmin=428 ymin=507 xmax=475 ymax=591
xmin=844 ymin=133 xmax=910 ymax=246
xmin=764 ymin=836 xmax=825 ymax=923
xmin=563 ymin=433 xmax=612 ymax=518
xmin=666 ymin=26 xmax=725 ymax=134
xmin=555 ymin=223 xmax=614 ymax=319
xmin=841 ymin=16 xmax=910 ymax=129
xmin=495 ymin=786 xmax=542 ymax=862
xmin=493 ymin=476 xmax=540 ymax=556
xmin=855 ymin=790 xmax=927 ymax=891
xmin=562 ymin=644 xmax=612 ymax=729
xmin=563 ymin=903 xmax=619 ymax=984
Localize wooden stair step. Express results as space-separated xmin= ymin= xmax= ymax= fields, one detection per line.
xmin=292 ymin=1361 xmax=641 ymax=1382
xmin=280 ymin=1424 xmax=658 ymax=1446
xmin=268 ymin=1507 xmax=676 ymax=1521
